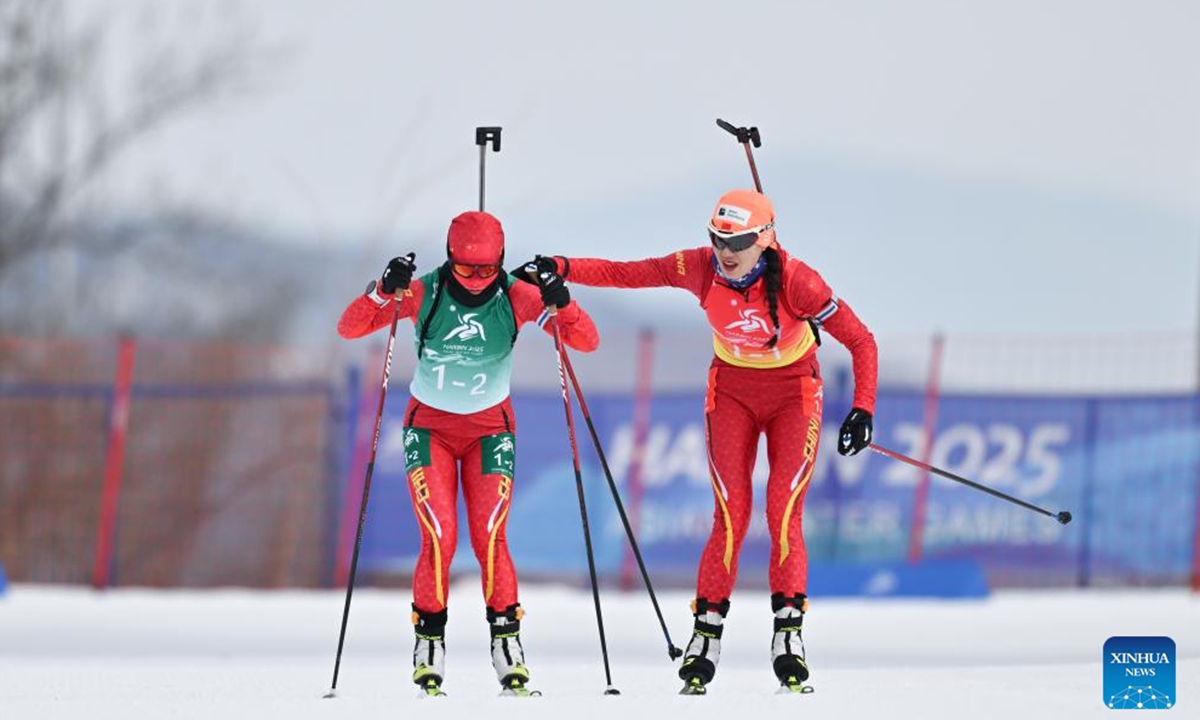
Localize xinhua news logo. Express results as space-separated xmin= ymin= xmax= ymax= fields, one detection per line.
xmin=1104 ymin=636 xmax=1175 ymax=710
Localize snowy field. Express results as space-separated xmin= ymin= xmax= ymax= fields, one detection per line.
xmin=2 ymin=582 xmax=1197 ymax=719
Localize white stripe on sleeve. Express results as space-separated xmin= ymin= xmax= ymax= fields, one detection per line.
xmin=813 ymin=295 xmax=840 ymax=326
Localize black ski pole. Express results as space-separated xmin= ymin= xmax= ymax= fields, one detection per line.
xmin=558 ymin=346 xmax=683 ymax=660
xmin=716 ymin=118 xmax=764 ymax=193
xmin=545 ymin=305 xmax=621 ymax=695
xmin=868 ymin=443 xmax=1073 ymax=525
xmin=323 ymin=254 xmax=411 ymax=698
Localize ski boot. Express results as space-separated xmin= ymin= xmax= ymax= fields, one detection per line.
xmin=489 ymin=604 xmax=541 ymax=697
xmin=412 ymin=605 xmax=448 ymax=697
xmin=678 ymin=597 xmax=729 ymax=695
xmin=771 ymin=592 xmax=813 ymax=695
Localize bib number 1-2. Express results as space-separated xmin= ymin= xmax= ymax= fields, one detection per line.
xmin=431 ymin=365 xmax=488 ymax=395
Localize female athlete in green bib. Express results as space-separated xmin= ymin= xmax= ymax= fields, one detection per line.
xmin=338 ymin=211 xmax=599 ymax=696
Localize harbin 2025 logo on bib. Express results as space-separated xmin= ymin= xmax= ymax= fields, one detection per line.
xmin=1104 ymin=637 xmax=1175 ymax=710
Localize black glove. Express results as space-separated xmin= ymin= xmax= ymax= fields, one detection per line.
xmin=838 ymin=408 xmax=873 ymax=456
xmin=380 ymin=253 xmax=416 ymax=295
xmin=512 ymin=255 xmax=560 ymax=284
xmin=535 ymin=267 xmax=571 ymax=309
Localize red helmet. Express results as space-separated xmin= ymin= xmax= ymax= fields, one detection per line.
xmin=446 ymin=211 xmax=505 ymax=292
xmin=447 ymin=211 xmax=504 ymax=265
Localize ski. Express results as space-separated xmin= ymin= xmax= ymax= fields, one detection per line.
xmin=500 ymin=678 xmax=542 ymax=697
xmin=417 ymin=677 xmax=447 ymax=698
xmin=679 ymin=676 xmax=708 ymax=696
xmin=776 ymin=676 xmax=815 ymax=695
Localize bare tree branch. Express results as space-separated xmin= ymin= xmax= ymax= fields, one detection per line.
xmin=1 ymin=0 xmax=270 ymax=266
xmin=0 ymin=0 xmax=282 ymax=337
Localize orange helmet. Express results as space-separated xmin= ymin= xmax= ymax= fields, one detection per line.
xmin=708 ymin=189 xmax=777 ymax=250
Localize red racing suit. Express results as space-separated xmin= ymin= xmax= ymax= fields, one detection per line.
xmin=338 ymin=272 xmax=599 ymax=613
xmin=558 ymin=247 xmax=876 ymax=600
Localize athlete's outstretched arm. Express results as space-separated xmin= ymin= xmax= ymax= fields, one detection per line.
xmin=520 ymin=249 xmax=713 ymax=300
xmin=508 ymin=279 xmax=599 ymax=352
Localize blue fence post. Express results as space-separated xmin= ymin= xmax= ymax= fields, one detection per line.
xmin=327 ymin=363 xmax=362 ymax=588
xmin=1078 ymin=398 xmax=1099 ymax=588
xmin=1191 ymin=394 xmax=1200 ymax=591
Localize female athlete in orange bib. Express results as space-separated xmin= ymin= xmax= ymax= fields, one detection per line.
xmin=519 ymin=189 xmax=877 ymax=694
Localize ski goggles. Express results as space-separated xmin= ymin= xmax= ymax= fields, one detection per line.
xmin=451 ymin=262 xmax=501 ymax=279
xmin=708 ymin=221 xmax=773 ymax=252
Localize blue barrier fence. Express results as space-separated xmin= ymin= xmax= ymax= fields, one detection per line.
xmin=353 ymin=385 xmax=1200 ymax=590
xmin=4 ymin=353 xmax=1197 ymax=592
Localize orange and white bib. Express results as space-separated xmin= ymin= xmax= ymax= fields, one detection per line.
xmin=701 ymin=279 xmax=815 ymax=369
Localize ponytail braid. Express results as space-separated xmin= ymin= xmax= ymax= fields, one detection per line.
xmin=762 ymin=247 xmax=783 ymax=349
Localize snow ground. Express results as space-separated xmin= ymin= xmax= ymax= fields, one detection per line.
xmin=1 ymin=583 xmax=1197 ymax=720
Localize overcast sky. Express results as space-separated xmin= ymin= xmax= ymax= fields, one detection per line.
xmin=75 ymin=0 xmax=1200 ymax=336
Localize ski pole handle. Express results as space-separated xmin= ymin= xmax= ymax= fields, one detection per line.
xmin=716 ymin=118 xmax=762 ymax=148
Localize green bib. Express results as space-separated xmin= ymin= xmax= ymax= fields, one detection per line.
xmin=409 ymin=269 xmax=518 ymax=413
